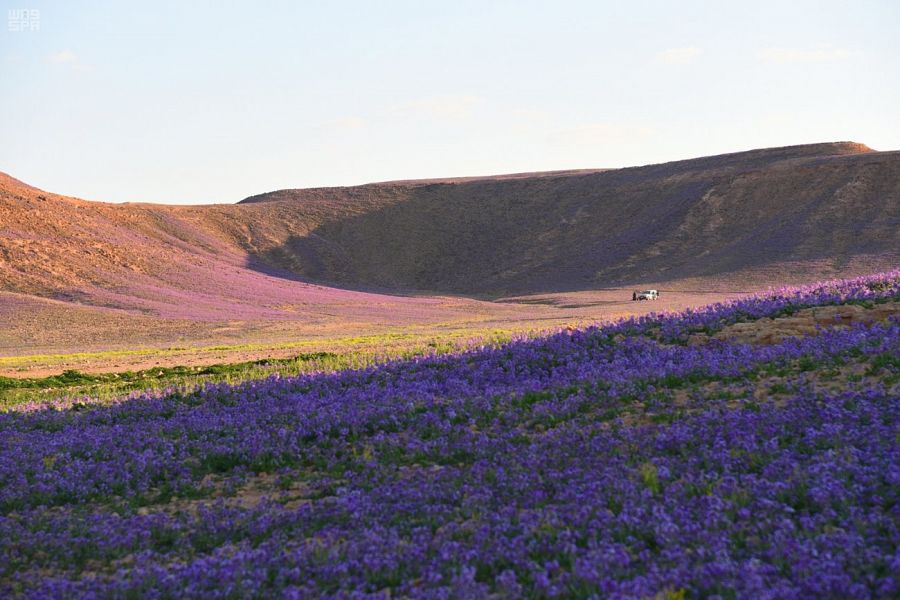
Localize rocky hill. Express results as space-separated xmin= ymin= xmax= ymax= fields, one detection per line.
xmin=1 ymin=142 xmax=897 ymax=310
xmin=237 ymin=141 xmax=898 ymax=295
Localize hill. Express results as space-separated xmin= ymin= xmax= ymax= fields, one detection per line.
xmin=1 ymin=141 xmax=897 ymax=359
xmin=236 ymin=141 xmax=898 ymax=295
xmin=3 ymin=142 xmax=898 ymax=300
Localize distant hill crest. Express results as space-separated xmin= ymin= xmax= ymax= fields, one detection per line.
xmin=238 ymin=141 xmax=877 ymax=205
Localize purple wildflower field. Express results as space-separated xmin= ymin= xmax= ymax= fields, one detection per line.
xmin=1 ymin=272 xmax=898 ymax=598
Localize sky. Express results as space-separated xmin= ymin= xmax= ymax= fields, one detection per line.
xmin=1 ymin=0 xmax=899 ymax=205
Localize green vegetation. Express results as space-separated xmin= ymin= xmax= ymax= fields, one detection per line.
xmin=0 ymin=354 xmax=331 ymax=408
xmin=0 ymin=332 xmax=518 ymax=409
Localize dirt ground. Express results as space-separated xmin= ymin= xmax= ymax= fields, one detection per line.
xmin=1 ymin=287 xmax=736 ymax=377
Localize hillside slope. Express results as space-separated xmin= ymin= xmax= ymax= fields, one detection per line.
xmin=0 ymin=172 xmax=507 ymax=331
xmin=1 ymin=142 xmax=897 ymax=315
xmin=237 ymin=141 xmax=899 ymax=295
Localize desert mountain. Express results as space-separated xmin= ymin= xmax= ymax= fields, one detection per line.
xmin=1 ymin=142 xmax=897 ymax=316
xmin=237 ymin=142 xmax=899 ymax=295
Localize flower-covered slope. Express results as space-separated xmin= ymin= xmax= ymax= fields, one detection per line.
xmin=1 ymin=271 xmax=898 ymax=598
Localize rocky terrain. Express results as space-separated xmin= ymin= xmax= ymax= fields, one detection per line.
xmin=238 ymin=141 xmax=899 ymax=294
xmin=1 ymin=141 xmax=897 ymax=363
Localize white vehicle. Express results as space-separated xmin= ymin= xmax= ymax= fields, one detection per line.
xmin=637 ymin=289 xmax=658 ymax=301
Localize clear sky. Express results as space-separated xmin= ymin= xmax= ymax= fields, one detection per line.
xmin=2 ymin=0 xmax=899 ymax=204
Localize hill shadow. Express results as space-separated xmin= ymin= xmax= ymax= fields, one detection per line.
xmin=242 ymin=148 xmax=900 ymax=298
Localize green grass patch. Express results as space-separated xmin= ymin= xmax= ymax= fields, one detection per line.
xmin=0 ymin=329 xmax=522 ymax=409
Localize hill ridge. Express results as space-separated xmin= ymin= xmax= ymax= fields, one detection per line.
xmin=238 ymin=141 xmax=876 ymax=205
